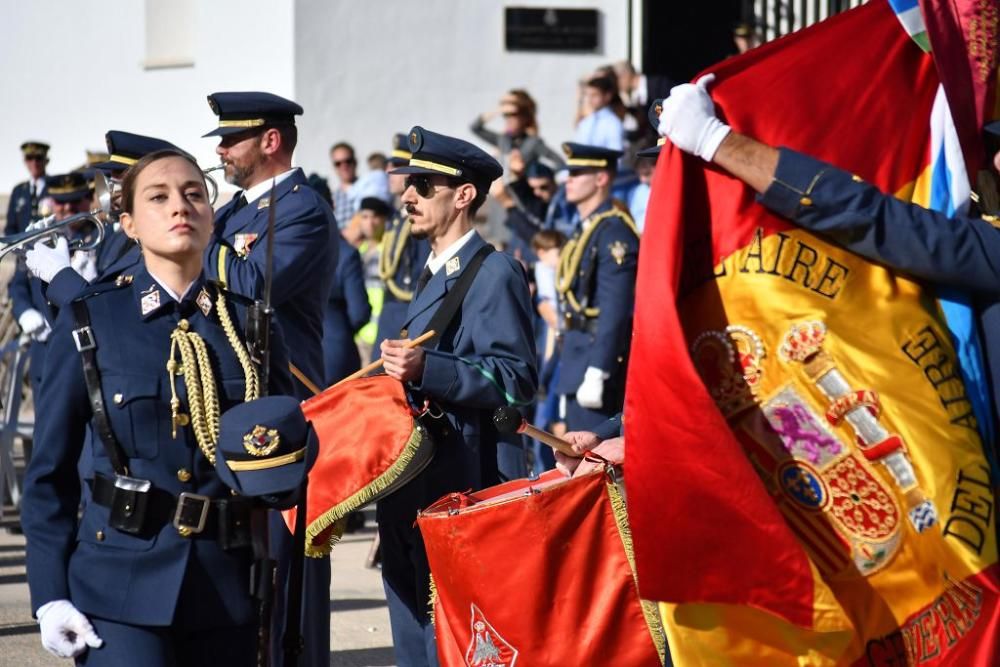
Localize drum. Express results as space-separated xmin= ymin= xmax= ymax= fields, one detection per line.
xmin=286 ymin=374 xmax=434 ymax=556
xmin=417 ymin=468 xmax=667 ymax=666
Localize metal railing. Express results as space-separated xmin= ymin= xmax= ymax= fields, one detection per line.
xmin=744 ymin=0 xmax=868 ymax=43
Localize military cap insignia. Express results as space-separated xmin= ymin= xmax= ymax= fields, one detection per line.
xmin=243 ymin=425 xmax=281 ymax=457
xmin=609 ymin=240 xmax=628 ymax=266
xmin=393 ymin=134 xmax=404 ymax=150
xmin=196 ymin=288 xmax=213 ymax=316
xmin=140 ymin=288 xmax=161 ymax=315
xmin=445 ymin=256 xmax=461 ymax=276
xmin=257 ymin=197 xmax=270 ymax=210
xmin=114 ymin=273 xmax=134 ymax=287
xmin=233 ymin=233 xmax=258 ymax=256
xmin=207 ymin=95 xmax=219 ymax=114
xmin=409 ymin=129 xmax=423 ymax=152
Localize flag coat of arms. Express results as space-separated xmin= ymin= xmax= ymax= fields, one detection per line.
xmin=625 ymin=1 xmax=999 ymax=663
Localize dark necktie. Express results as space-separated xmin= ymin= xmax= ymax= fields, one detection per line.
xmin=415 ymin=266 xmax=433 ymax=296
xmin=232 ymin=193 xmax=248 ymax=213
xmin=29 ymin=181 xmax=38 ymax=218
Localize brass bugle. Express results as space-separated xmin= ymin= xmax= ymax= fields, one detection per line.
xmin=1 ymin=172 xmax=114 ymax=260
xmin=203 ymin=164 xmax=224 ymax=206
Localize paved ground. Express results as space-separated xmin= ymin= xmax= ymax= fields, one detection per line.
xmin=0 ymin=503 xmax=395 ymax=667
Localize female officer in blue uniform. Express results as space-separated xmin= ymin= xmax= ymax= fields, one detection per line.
xmin=21 ymin=149 xmax=292 ymax=665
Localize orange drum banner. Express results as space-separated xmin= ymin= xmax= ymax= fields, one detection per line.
xmin=285 ymin=375 xmax=433 ymax=555
xmin=417 ymin=470 xmax=666 ymax=666
xmin=625 ymin=0 xmax=999 ymax=664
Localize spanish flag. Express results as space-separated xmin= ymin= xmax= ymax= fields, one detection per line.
xmin=625 ymin=0 xmax=999 ymax=664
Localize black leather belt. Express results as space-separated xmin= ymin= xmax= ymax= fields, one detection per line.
xmin=563 ymin=316 xmax=599 ymax=335
xmin=89 ymin=474 xmax=253 ymax=549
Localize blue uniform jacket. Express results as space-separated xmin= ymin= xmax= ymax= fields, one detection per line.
xmin=373 ymin=208 xmax=430 ymax=357
xmin=377 ymin=232 xmax=537 ymax=522
xmin=21 ymin=262 xmax=292 ymax=627
xmin=323 ymin=236 xmax=370 ymax=384
xmin=555 ymin=200 xmax=639 ymax=400
xmin=5 ymin=179 xmax=44 ymax=236
xmin=45 ymin=229 xmax=140 ymax=309
xmin=206 ymin=169 xmax=337 ymax=398
xmin=759 ymin=148 xmax=1000 ymax=453
xmin=8 ymin=261 xmax=54 ymax=389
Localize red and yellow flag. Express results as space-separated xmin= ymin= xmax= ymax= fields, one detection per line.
xmin=625 ymin=1 xmax=999 ymax=663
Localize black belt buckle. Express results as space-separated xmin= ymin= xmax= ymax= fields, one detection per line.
xmin=173 ymin=492 xmax=210 ymax=537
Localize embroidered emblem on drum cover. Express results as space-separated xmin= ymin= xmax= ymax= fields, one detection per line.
xmin=465 ymin=604 xmax=518 ymax=667
xmin=243 ymin=425 xmax=280 ymax=457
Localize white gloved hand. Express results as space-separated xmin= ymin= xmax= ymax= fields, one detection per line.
xmin=659 ymin=73 xmax=731 ymax=161
xmin=17 ymin=309 xmax=52 ymax=343
xmin=70 ymin=250 xmax=98 ymax=282
xmin=17 ymin=309 xmax=46 ymax=336
xmin=576 ymin=366 xmax=610 ymax=409
xmin=26 ymin=236 xmax=71 ymax=283
xmin=37 ymin=599 xmax=103 ymax=659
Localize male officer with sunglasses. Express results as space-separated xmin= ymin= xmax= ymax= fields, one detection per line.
xmin=378 ymin=127 xmax=538 ymax=667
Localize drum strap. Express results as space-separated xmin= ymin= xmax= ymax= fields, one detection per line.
xmin=423 ymin=245 xmax=494 ymax=350
xmin=70 ymin=300 xmax=131 ymax=476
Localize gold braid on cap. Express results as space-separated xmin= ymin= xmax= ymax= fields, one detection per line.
xmin=378 ymin=208 xmax=417 ymax=302
xmin=166 ymin=284 xmax=260 ymax=464
xmin=556 ymin=208 xmax=640 ymax=317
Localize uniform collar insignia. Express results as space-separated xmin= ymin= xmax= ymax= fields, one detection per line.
xmin=445 ymin=256 xmax=461 ymax=276
xmin=115 ymin=274 xmax=134 ymax=287
xmin=196 ymin=288 xmax=213 ymax=316
xmin=140 ymin=289 xmax=161 ymax=315
xmin=257 ymin=197 xmax=270 ymax=210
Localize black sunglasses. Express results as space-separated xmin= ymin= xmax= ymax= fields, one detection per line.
xmin=404 ymin=174 xmax=453 ymax=198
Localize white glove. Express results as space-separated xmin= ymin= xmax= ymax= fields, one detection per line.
xmin=70 ymin=250 xmax=98 ymax=282
xmin=659 ymin=73 xmax=731 ymax=161
xmin=26 ymin=236 xmax=71 ymax=283
xmin=18 ymin=309 xmax=46 ymax=336
xmin=37 ymin=599 xmax=103 ymax=659
xmin=576 ymin=367 xmax=610 ymax=410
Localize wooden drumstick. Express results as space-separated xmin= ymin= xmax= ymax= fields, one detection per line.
xmin=492 ymin=406 xmax=578 ymax=457
xmin=332 ymin=330 xmax=437 ymax=388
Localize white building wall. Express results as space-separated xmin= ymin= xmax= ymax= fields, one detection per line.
xmin=2 ymin=0 xmax=629 ymax=196
xmin=293 ymin=0 xmax=631 ymax=186
xmin=0 ymin=0 xmax=295 ymax=193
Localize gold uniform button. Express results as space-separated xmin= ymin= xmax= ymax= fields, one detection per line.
xmin=96 ymin=530 xmax=105 ymax=541
xmin=851 ymin=174 xmax=863 ymax=183
xmin=799 ymin=196 xmax=813 ymax=207
xmin=113 ymin=393 xmax=124 ymax=405
xmin=177 ymin=468 xmax=192 ymax=483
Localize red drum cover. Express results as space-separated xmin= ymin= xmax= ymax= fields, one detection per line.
xmin=285 ymin=375 xmax=432 ymax=556
xmin=418 ymin=469 xmax=666 ymax=666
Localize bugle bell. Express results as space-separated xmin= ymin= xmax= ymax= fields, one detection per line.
xmin=0 ymin=172 xmax=114 ymax=260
